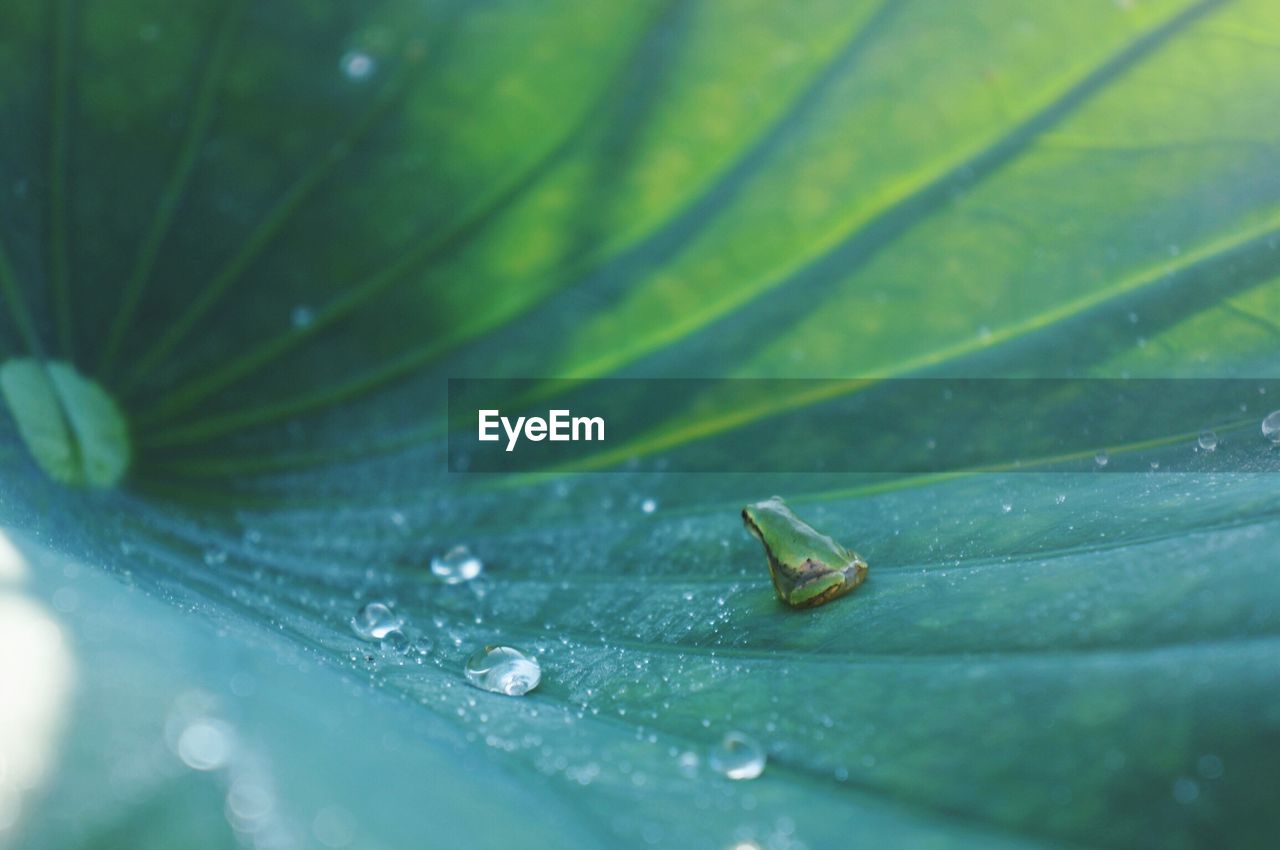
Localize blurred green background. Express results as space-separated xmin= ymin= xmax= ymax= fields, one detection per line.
xmin=2 ymin=0 xmax=1280 ymax=847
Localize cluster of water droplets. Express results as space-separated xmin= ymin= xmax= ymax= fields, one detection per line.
xmin=348 ymin=545 xmax=541 ymax=695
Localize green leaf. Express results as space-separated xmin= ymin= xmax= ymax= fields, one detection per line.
xmin=1 ymin=0 xmax=1279 ymax=848
xmin=0 ymin=359 xmax=130 ymax=487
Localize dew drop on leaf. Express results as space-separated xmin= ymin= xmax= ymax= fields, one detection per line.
xmin=351 ymin=601 xmax=401 ymax=640
xmin=379 ymin=629 xmax=433 ymax=661
xmin=430 ymin=545 xmax=483 ymax=584
xmin=1198 ymin=430 xmax=1218 ymax=452
xmin=1262 ymin=410 xmax=1280 ymax=444
xmin=708 ymin=731 xmax=766 ymax=780
xmin=464 ymin=646 xmax=541 ymax=696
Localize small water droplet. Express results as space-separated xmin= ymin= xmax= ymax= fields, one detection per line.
xmin=379 ymin=629 xmax=433 ymax=661
xmin=708 ymin=731 xmax=766 ymax=780
xmin=351 ymin=601 xmax=401 ymax=640
xmin=340 ymin=50 xmax=375 ymax=80
xmin=379 ymin=629 xmax=410 ymax=654
xmin=1094 ymin=450 xmax=1109 ymax=468
xmin=1150 ymin=460 xmax=1160 ymax=471
xmin=431 ymin=545 xmax=483 ymax=584
xmin=1262 ymin=410 xmax=1280 ymax=444
xmin=1055 ymin=494 xmax=1067 ymax=505
xmin=641 ymin=498 xmax=657 ymax=514
xmin=1197 ymin=430 xmax=1218 ymax=452
xmin=291 ymin=305 xmax=314 ymax=328
xmin=676 ymin=750 xmax=699 ymax=778
xmin=464 ymin=646 xmax=541 ymax=696
xmin=203 ymin=547 xmax=227 ymax=566
xmin=1000 ymin=503 xmax=1013 ymax=514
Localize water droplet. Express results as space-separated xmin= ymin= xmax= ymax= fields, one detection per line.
xmin=340 ymin=50 xmax=375 ymax=80
xmin=708 ymin=731 xmax=766 ymax=780
xmin=203 ymin=547 xmax=227 ymax=566
xmin=379 ymin=629 xmax=433 ymax=661
xmin=464 ymin=646 xmax=541 ymax=696
xmin=1000 ymin=503 xmax=1012 ymax=514
xmin=1094 ymin=450 xmax=1109 ymax=468
xmin=676 ymin=750 xmax=699 ymax=778
xmin=351 ymin=601 xmax=401 ymax=640
xmin=1149 ymin=460 xmax=1160 ymax=471
xmin=291 ymin=305 xmax=314 ymax=328
xmin=431 ymin=545 xmax=483 ymax=584
xmin=1197 ymin=430 xmax=1218 ymax=452
xmin=1055 ymin=494 xmax=1067 ymax=505
xmin=379 ymin=629 xmax=410 ymax=654
xmin=1262 ymin=409 xmax=1280 ymax=444
xmin=641 ymin=498 xmax=657 ymax=514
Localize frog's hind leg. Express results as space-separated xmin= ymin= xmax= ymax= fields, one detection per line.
xmin=787 ymin=572 xmax=850 ymax=608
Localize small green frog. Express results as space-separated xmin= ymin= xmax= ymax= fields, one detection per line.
xmin=742 ymin=496 xmax=868 ymax=608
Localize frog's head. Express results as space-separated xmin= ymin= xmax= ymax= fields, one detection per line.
xmin=741 ymin=495 xmax=789 ymax=543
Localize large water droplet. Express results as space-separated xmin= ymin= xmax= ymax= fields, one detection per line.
xmin=708 ymin=731 xmax=766 ymax=780
xmin=1094 ymin=450 xmax=1109 ymax=468
xmin=1198 ymin=430 xmax=1218 ymax=452
xmin=1262 ymin=410 xmax=1280 ymax=444
xmin=464 ymin=645 xmax=540 ymax=696
xmin=351 ymin=601 xmax=401 ymax=640
xmin=431 ymin=545 xmax=483 ymax=584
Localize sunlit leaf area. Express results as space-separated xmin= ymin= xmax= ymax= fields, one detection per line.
xmin=2 ymin=1 xmax=1279 ymax=848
